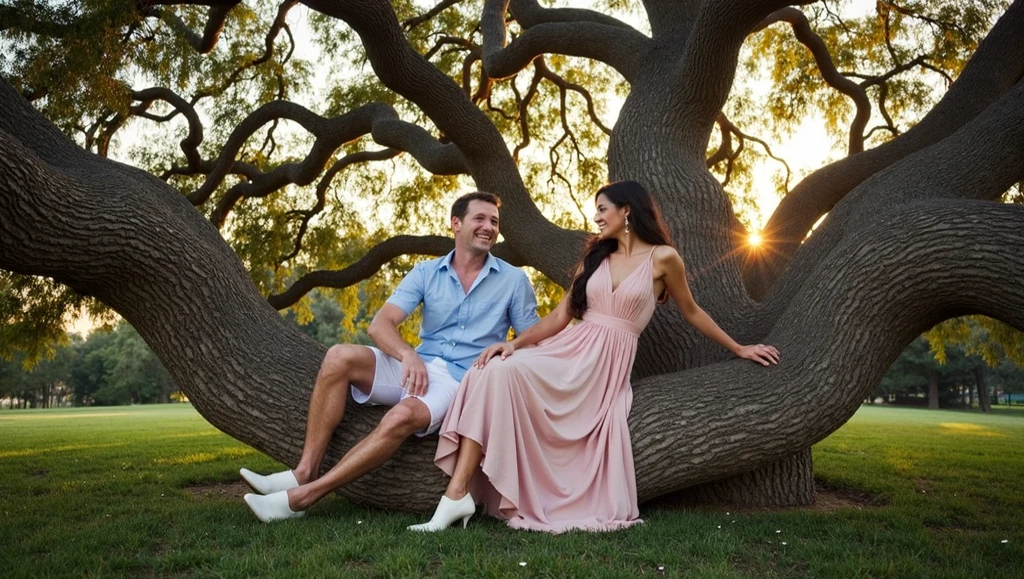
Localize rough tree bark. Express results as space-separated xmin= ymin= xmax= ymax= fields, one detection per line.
xmin=3 ymin=0 xmax=1024 ymax=511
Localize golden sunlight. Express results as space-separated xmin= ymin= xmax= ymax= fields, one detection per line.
xmin=748 ymin=232 xmax=763 ymax=247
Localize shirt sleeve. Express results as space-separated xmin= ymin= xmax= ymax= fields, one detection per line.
xmin=509 ymin=270 xmax=541 ymax=335
xmin=386 ymin=262 xmax=427 ymax=315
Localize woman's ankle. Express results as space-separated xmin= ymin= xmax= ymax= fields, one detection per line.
xmin=443 ymin=486 xmax=469 ymax=501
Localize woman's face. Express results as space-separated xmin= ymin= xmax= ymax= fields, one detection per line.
xmin=593 ymin=193 xmax=629 ymax=239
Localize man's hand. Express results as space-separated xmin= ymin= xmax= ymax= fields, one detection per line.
xmin=473 ymin=342 xmax=515 ymax=369
xmin=402 ymin=354 xmax=430 ymax=397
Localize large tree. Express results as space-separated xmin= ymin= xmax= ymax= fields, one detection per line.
xmin=2 ymin=0 xmax=1024 ymax=510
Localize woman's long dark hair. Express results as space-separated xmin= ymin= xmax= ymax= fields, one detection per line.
xmin=568 ymin=180 xmax=673 ymax=318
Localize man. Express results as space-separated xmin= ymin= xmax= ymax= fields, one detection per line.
xmin=241 ymin=192 xmax=539 ymax=522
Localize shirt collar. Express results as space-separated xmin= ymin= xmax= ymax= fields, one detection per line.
xmin=439 ymin=250 xmax=501 ymax=273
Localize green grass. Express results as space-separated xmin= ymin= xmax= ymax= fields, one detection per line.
xmin=1 ymin=405 xmax=1022 ymax=578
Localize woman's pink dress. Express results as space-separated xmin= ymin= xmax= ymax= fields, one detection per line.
xmin=434 ymin=251 xmax=658 ymax=533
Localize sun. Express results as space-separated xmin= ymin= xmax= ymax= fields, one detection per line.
xmin=748 ymin=232 xmax=763 ymax=247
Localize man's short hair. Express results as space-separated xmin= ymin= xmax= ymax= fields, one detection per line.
xmin=451 ymin=191 xmax=501 ymax=220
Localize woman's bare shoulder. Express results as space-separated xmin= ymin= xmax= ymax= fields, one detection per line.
xmin=652 ymin=245 xmax=682 ymax=264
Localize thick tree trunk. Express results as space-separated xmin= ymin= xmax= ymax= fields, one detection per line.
xmin=928 ymin=371 xmax=940 ymax=409
xmin=684 ymin=449 xmax=814 ymax=507
xmin=608 ymin=83 xmax=756 ymax=378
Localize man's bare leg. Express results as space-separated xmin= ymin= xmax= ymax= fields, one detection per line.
xmin=292 ymin=345 xmax=377 ymax=484
xmin=287 ymin=397 xmax=431 ymax=510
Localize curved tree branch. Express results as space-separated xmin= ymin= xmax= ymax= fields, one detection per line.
xmin=190 ymin=100 xmax=467 ymax=227
xmin=402 ymin=0 xmax=464 ymax=30
xmin=759 ymin=74 xmax=1024 ymax=327
xmin=748 ymin=0 xmax=1024 ymax=299
xmin=509 ymin=0 xmax=636 ymax=29
xmin=136 ymin=0 xmax=240 ymax=7
xmin=535 ymin=57 xmax=612 ymax=136
xmin=512 ymin=65 xmax=542 ymax=162
xmin=633 ymin=199 xmax=1024 ymax=499
xmin=673 ymin=0 xmax=816 ymax=147
xmin=190 ymin=101 xmax=384 ymax=206
xmin=279 ymin=148 xmax=400 ymax=264
xmin=712 ymin=113 xmax=792 ymax=191
xmin=132 ymin=87 xmax=205 ymax=171
xmin=151 ymin=2 xmax=238 ymax=54
xmin=267 ymin=235 xmax=454 ymax=309
xmin=191 ymin=0 xmax=297 ymax=100
xmin=479 ymin=0 xmax=649 ymax=83
xmin=370 ymin=119 xmax=469 ymax=175
xmin=705 ymin=114 xmax=734 ymax=168
xmin=268 ymin=235 xmax=528 ymax=309
xmin=755 ymin=7 xmax=870 ymax=154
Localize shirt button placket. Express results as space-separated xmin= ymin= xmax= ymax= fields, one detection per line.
xmin=455 ymin=300 xmax=469 ymax=350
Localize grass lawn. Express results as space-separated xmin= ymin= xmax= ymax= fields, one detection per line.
xmin=1 ymin=404 xmax=1022 ymax=578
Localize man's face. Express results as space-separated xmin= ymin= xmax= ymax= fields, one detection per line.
xmin=452 ymin=200 xmax=499 ymax=255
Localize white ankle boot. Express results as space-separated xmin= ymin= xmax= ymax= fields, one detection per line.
xmin=407 ymin=494 xmax=475 ymax=532
xmin=240 ymin=467 xmax=299 ymax=495
xmin=243 ymin=491 xmax=305 ymax=523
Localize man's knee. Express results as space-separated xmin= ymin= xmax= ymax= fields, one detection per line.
xmin=319 ymin=344 xmax=372 ymax=385
xmin=378 ymin=401 xmax=430 ymax=440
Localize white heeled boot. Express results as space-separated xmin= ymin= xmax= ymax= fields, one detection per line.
xmin=243 ymin=491 xmax=305 ymax=523
xmin=240 ymin=467 xmax=299 ymax=495
xmin=407 ymin=494 xmax=476 ymax=532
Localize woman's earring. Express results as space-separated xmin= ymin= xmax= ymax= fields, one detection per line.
xmin=625 ymin=217 xmax=630 ymax=234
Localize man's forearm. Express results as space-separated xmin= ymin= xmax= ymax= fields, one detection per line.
xmin=369 ymin=322 xmax=418 ymax=362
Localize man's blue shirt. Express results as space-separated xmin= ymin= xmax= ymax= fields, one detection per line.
xmin=386 ymin=251 xmax=540 ymax=382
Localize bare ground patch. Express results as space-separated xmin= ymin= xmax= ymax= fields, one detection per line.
xmin=810 ymin=480 xmax=887 ymax=513
xmin=183 ymin=480 xmax=250 ymax=499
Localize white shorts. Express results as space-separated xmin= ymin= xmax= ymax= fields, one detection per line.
xmin=351 ymin=347 xmax=461 ymax=436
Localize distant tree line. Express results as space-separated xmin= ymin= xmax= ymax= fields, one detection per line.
xmin=0 ymin=323 xmax=177 ymax=408
xmin=1 ymin=291 xmax=369 ymax=408
xmin=875 ymin=316 xmax=1024 ymax=411
xmin=4 ymin=295 xmax=1021 ymax=411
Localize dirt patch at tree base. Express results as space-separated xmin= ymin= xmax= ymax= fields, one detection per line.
xmin=806 ymin=483 xmax=886 ymax=513
xmin=184 ymin=480 xmax=251 ymax=499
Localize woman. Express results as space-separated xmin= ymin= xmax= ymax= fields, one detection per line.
xmin=409 ymin=180 xmax=780 ymax=533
